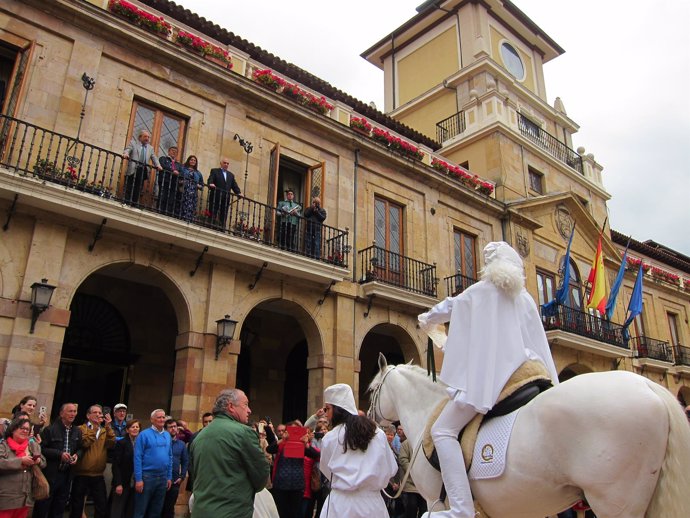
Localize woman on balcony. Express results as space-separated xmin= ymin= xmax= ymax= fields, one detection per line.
xmin=180 ymin=155 xmax=204 ymax=223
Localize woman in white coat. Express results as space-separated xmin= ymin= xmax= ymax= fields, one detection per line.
xmin=318 ymin=384 xmax=398 ymax=518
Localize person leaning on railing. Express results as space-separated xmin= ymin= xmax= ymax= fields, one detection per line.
xmin=122 ymin=130 xmax=162 ymax=206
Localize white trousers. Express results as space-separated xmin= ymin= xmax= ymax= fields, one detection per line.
xmin=423 ymin=400 xmax=477 ymax=518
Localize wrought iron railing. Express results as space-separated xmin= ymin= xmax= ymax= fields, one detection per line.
xmin=359 ymin=245 xmax=437 ymax=297
xmin=673 ymin=345 xmax=690 ymax=366
xmin=630 ymin=336 xmax=672 ymax=362
xmin=517 ymin=113 xmax=583 ymax=174
xmin=444 ymin=273 xmax=477 ymax=297
xmin=0 ymin=114 xmax=349 ymax=266
xmin=436 ymin=111 xmax=466 ymax=143
xmin=541 ymin=303 xmax=627 ymax=349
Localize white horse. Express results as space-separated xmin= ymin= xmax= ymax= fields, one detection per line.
xmin=368 ymin=355 xmax=690 ymax=518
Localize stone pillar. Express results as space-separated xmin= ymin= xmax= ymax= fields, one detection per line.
xmin=306 ymin=354 xmax=334 ymax=415
xmin=170 ymin=331 xmax=205 ymax=425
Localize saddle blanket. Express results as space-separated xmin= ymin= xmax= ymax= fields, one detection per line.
xmin=468 ymin=409 xmax=519 ymax=480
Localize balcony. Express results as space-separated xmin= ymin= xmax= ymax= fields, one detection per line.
xmin=517 ymin=113 xmax=583 ymax=174
xmin=541 ymin=303 xmax=630 ymax=358
xmin=436 ymin=111 xmax=466 ymax=143
xmin=444 ymin=272 xmax=477 ymax=297
xmin=358 ymin=245 xmax=438 ymax=309
xmin=0 ymin=114 xmax=350 ymax=280
xmin=673 ymin=345 xmax=690 ymax=367
xmin=630 ymin=336 xmax=673 ymax=362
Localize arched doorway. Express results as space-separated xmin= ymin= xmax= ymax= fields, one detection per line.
xmin=558 ymin=363 xmax=593 ymax=383
xmin=238 ymin=299 xmax=320 ymax=424
xmin=54 ymin=265 xmax=181 ymax=423
xmin=358 ymin=323 xmax=420 ymax=409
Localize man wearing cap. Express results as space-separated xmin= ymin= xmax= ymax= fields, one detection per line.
xmin=417 ymin=241 xmax=559 ymax=518
xmin=112 ymin=404 xmax=128 ymax=442
xmin=319 ymin=383 xmax=398 ymax=517
xmin=277 ymin=189 xmax=301 ymax=251
xmin=190 ymin=388 xmax=269 ymax=518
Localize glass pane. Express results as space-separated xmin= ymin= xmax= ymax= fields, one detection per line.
xmin=389 ymin=205 xmax=400 ymax=255
xmin=133 ymin=105 xmax=155 ymax=140
xmin=453 ymin=232 xmax=461 ymax=272
xmin=463 ymin=235 xmax=475 ymax=278
xmin=537 ymin=274 xmax=545 ymax=306
xmin=545 ymin=277 xmax=554 ymax=301
xmin=159 ymin=115 xmax=180 ymax=155
xmin=500 ymin=42 xmax=525 ymax=80
xmin=374 ymin=199 xmax=386 ymax=249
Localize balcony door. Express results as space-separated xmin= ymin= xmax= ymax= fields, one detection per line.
xmin=124 ymin=100 xmax=186 ymax=206
xmin=374 ymin=196 xmax=403 ymax=285
xmin=453 ymin=230 xmax=476 ymax=293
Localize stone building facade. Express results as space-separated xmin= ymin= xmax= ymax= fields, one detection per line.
xmin=0 ymin=0 xmax=688 ymax=428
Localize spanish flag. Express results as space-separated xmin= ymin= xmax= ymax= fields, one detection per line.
xmin=586 ymin=236 xmax=607 ymax=314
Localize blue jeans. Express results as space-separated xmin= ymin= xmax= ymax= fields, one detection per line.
xmin=133 ymin=474 xmax=167 ymax=518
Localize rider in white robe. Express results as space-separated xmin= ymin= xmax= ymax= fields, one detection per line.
xmin=418 ymin=241 xmax=559 ymax=518
xmin=319 ymin=384 xmax=398 ymax=518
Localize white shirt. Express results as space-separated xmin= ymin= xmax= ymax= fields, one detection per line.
xmin=319 ymin=425 xmax=397 ymax=518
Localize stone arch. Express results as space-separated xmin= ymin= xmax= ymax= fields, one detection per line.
xmin=65 ymin=260 xmax=192 ymax=333
xmin=236 ymin=297 xmax=324 ymax=423
xmin=355 ymin=315 xmax=424 ymax=365
xmin=677 ymin=385 xmax=690 ymax=407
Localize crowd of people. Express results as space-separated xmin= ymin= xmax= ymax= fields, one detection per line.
xmin=0 ymin=386 xmax=425 ymax=518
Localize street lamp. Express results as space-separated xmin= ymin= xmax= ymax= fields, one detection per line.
xmin=30 ymin=278 xmax=56 ymax=333
xmin=215 ymin=314 xmax=238 ymax=360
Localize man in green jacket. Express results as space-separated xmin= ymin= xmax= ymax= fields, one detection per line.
xmin=190 ymin=388 xmax=269 ymax=518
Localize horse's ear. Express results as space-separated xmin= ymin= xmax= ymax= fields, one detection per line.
xmin=378 ymin=352 xmax=388 ymax=372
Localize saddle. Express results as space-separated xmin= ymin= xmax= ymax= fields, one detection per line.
xmin=422 ymin=360 xmax=553 ymax=471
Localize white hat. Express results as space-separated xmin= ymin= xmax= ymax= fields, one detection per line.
xmin=114 ymin=403 xmax=127 ymax=410
xmin=324 ymin=383 xmax=358 ymax=416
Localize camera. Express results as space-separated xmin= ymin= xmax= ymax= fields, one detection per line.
xmin=265 ymin=416 xmax=271 ymax=424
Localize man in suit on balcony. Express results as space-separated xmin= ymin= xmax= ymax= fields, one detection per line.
xmin=123 ymin=130 xmax=162 ymax=205
xmin=157 ymin=146 xmax=182 ymax=216
xmin=207 ymin=157 xmax=241 ymax=230
xmin=277 ymin=189 xmax=301 ymax=251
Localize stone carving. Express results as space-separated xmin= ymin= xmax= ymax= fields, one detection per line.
xmin=515 ymin=227 xmax=530 ymax=258
xmin=555 ymin=205 xmax=574 ymax=241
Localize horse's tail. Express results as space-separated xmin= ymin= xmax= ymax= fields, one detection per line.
xmin=645 ymin=380 xmax=690 ymax=518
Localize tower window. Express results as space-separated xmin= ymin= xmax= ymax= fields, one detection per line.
xmin=500 ymin=42 xmax=525 ymax=81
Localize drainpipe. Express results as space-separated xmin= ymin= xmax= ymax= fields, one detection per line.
xmin=352 ymin=148 xmax=360 ymax=283
xmin=391 ymin=35 xmax=396 ymax=110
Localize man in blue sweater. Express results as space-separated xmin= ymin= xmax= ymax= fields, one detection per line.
xmin=132 ymin=409 xmax=172 ymax=518
xmin=161 ymin=419 xmax=189 ymax=518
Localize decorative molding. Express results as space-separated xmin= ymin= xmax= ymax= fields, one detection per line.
xmin=555 ymin=205 xmax=574 ymax=241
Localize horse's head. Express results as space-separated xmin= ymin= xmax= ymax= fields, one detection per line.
xmin=367 ymin=353 xmax=400 ymax=425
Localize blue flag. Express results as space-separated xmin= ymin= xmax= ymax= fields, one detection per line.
xmin=622 ymin=263 xmax=644 ymax=343
xmin=605 ymin=239 xmax=630 ymax=320
xmin=542 ymin=223 xmax=575 ymax=317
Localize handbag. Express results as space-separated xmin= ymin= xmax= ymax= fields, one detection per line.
xmin=31 ymin=464 xmax=50 ymax=501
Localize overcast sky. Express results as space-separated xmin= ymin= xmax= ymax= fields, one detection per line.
xmin=174 ymin=0 xmax=690 ymax=256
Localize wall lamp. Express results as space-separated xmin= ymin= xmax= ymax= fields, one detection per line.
xmin=215 ymin=314 xmax=238 ymax=360
xmin=30 ymin=278 xmax=56 ymax=333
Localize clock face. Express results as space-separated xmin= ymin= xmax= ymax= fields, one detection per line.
xmin=500 ymin=42 xmax=525 ymax=81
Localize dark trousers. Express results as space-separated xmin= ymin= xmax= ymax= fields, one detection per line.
xmin=110 ymin=484 xmax=134 ymax=518
xmin=70 ymin=475 xmax=108 ymax=518
xmin=402 ymin=492 xmax=427 ymax=518
xmin=132 ymin=474 xmax=167 ymax=518
xmin=124 ymin=167 xmax=147 ymax=205
xmin=272 ymin=489 xmax=303 ymax=518
xmin=157 ymin=171 xmax=178 ymax=215
xmin=32 ymin=470 xmax=71 ymax=518
xmin=160 ymin=483 xmax=180 ymax=518
xmin=305 ymin=224 xmax=322 ymax=258
xmin=279 ymin=222 xmax=297 ymax=250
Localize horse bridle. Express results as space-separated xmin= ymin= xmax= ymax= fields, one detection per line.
xmin=369 ymin=365 xmax=398 ymax=423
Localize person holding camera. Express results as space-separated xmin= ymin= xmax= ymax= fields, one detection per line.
xmin=70 ymin=405 xmax=116 ymax=518
xmin=303 ymin=196 xmax=327 ymax=259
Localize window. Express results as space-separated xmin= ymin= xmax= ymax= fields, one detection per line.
xmin=454 ymin=230 xmax=476 ymax=279
xmin=125 ymin=100 xmax=187 ymax=205
xmin=528 ymin=166 xmax=543 ymax=194
xmin=536 ymin=270 xmax=555 ymax=307
xmin=500 ymin=42 xmax=525 ymax=81
xmin=0 ymin=41 xmax=30 ymax=117
xmin=633 ymin=311 xmax=646 ymax=339
xmin=373 ymin=197 xmax=404 ymax=282
xmin=668 ymin=313 xmax=680 ymax=346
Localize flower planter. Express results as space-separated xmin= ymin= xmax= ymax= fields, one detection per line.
xmin=204 ymin=54 xmax=231 ymax=69
xmin=352 ymin=127 xmax=371 ymax=137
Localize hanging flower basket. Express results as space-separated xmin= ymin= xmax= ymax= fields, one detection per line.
xmin=350 ymin=117 xmax=372 ymax=136
xmin=371 ymin=128 xmax=424 ymax=161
